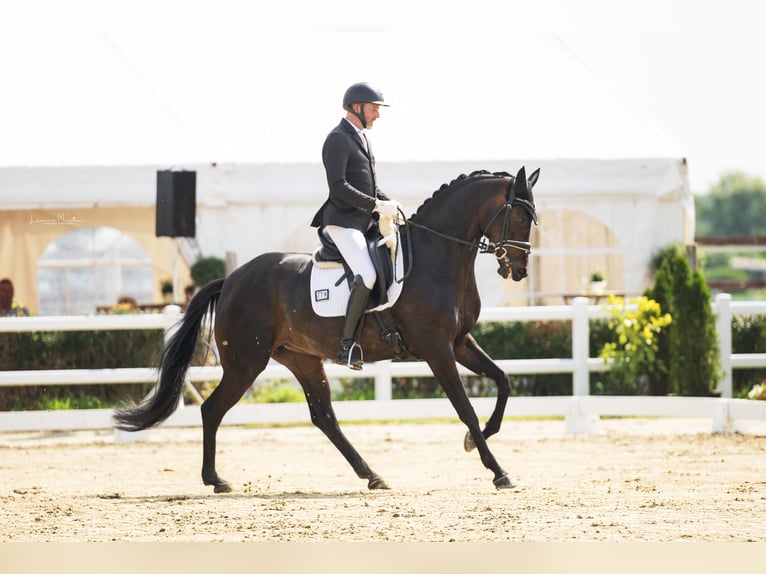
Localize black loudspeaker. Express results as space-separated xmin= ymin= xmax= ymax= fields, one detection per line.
xmin=155 ymin=170 xmax=196 ymax=237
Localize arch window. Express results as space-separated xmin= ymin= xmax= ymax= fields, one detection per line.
xmin=37 ymin=227 xmax=153 ymax=314
xmin=492 ymin=210 xmax=624 ymax=305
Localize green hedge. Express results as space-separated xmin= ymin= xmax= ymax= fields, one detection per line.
xmin=335 ymin=315 xmax=764 ymax=400
xmin=3 ymin=314 xmax=764 ymax=408
xmin=335 ymin=319 xmax=616 ymax=399
xmin=0 ymin=330 xmax=164 ymax=411
xmin=732 ymin=314 xmax=766 ymax=398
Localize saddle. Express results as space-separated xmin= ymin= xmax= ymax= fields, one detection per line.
xmin=312 ymin=223 xmax=409 ymax=359
xmin=313 ymin=224 xmax=397 ymax=309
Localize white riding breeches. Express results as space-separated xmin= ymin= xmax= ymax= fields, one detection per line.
xmin=324 ymin=226 xmax=377 ymax=289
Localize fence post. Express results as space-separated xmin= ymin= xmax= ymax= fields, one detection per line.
xmin=566 ymin=297 xmax=600 ymax=434
xmin=374 ymin=361 xmax=393 ymax=401
xmin=571 ymin=297 xmax=590 ymax=396
xmin=715 ymin=293 xmax=733 ymax=398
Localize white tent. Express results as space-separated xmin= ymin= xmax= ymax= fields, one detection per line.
xmin=0 ymin=20 xmax=693 ymax=313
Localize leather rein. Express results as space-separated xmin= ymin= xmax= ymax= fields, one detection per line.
xmin=404 ymin=196 xmax=537 ymax=260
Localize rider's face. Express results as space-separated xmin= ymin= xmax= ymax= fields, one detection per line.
xmin=354 ymin=103 xmax=380 ymax=129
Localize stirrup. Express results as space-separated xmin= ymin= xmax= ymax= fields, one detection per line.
xmin=336 ymin=339 xmax=364 ymax=371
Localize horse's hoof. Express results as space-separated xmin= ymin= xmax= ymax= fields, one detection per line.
xmin=493 ymin=474 xmax=518 ymax=489
xmin=368 ymin=476 xmax=390 ymax=490
xmin=213 ymin=481 xmax=233 ymax=493
xmin=464 ymin=431 xmax=476 ymax=452
xmin=204 ymin=478 xmax=233 ymax=493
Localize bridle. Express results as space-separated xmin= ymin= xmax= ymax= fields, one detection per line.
xmin=481 ymin=197 xmax=537 ymax=262
xmin=405 ymin=194 xmax=537 ymax=263
xmin=390 ymin=175 xmax=538 ymax=282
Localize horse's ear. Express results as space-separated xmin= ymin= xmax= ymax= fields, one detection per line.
xmin=508 ymin=166 xmax=527 ymax=200
xmin=528 ymin=168 xmax=540 ymax=189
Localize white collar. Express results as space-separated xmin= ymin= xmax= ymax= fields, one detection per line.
xmin=343 ymin=117 xmax=366 ymax=138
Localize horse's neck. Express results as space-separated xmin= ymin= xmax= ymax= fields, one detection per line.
xmin=414 ymin=183 xmax=499 ymax=243
xmin=410 ymin=199 xmax=483 ymax=283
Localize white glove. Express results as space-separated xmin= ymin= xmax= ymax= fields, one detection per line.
xmin=374 ymin=199 xmax=401 ymax=218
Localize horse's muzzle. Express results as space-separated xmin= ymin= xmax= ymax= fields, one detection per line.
xmin=496 ymin=260 xmax=527 ymax=281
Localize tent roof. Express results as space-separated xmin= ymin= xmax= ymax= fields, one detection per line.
xmin=0 ymin=16 xmax=682 ymax=170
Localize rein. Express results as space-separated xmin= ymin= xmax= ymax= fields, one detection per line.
xmin=404 ymin=198 xmax=536 ymax=257
xmin=390 ymin=174 xmax=538 ymax=282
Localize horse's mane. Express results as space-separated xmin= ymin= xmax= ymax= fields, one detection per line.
xmin=411 ymin=170 xmax=513 ymax=220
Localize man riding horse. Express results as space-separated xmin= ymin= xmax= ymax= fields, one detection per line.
xmin=311 ymin=82 xmax=402 ymax=371
xmin=114 ymin=83 xmax=539 ymax=492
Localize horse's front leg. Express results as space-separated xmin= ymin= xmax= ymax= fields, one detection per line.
xmin=454 ymin=333 xmax=511 ymax=452
xmin=425 ymin=345 xmax=516 ymax=489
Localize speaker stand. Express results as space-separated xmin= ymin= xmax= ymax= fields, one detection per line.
xmin=172 ymin=238 xmax=180 ymax=305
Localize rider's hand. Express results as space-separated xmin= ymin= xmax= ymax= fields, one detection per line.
xmin=374 ymin=200 xmax=401 ymax=218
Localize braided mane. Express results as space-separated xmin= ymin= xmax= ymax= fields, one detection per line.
xmin=411 ymin=170 xmax=513 ymax=220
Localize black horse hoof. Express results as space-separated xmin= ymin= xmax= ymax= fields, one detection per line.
xmin=204 ymin=476 xmax=233 ymax=493
xmin=464 ymin=431 xmax=477 ymax=452
xmin=213 ymin=481 xmax=233 ymax=493
xmin=368 ymin=476 xmax=390 ymax=490
xmin=493 ymin=474 xmax=518 ymax=489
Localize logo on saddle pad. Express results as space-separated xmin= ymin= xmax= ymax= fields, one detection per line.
xmin=309 ymin=240 xmax=405 ymax=318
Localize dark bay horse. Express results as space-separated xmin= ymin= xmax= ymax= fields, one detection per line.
xmin=114 ymin=166 xmax=539 ymax=491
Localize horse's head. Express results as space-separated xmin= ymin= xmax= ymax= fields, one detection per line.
xmin=483 ymin=166 xmax=539 ymax=281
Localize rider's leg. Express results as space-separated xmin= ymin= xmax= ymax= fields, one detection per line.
xmin=337 ymin=275 xmax=372 ymax=369
xmin=324 ymin=226 xmax=376 ymax=370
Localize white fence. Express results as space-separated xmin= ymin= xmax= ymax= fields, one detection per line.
xmin=1 ymin=294 xmax=765 ymax=436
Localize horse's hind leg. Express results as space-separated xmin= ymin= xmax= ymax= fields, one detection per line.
xmin=201 ymin=357 xmax=268 ymax=493
xmin=454 ymin=333 xmax=511 ymax=452
xmin=272 ymin=348 xmax=389 ymax=490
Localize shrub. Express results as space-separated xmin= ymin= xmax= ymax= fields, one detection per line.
xmin=471 ymin=320 xmax=573 ymax=395
xmin=249 ymin=380 xmax=305 ymax=403
xmin=191 ymin=256 xmax=226 ymax=287
xmin=646 ymin=245 xmax=722 ymax=395
xmin=732 ymin=314 xmax=766 ymax=397
xmin=333 ymin=378 xmax=376 ymax=400
xmin=748 ymin=382 xmax=766 ymax=400
xmin=597 ymin=296 xmax=672 ymax=395
xmin=0 ymin=329 xmax=164 ymax=411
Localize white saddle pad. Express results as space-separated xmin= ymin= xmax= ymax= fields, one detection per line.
xmin=310 ymin=240 xmax=405 ymax=317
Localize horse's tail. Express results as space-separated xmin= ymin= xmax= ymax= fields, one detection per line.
xmin=113 ymin=278 xmax=225 ymax=431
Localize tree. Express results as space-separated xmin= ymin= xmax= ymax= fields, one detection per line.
xmin=644 ymin=246 xmax=677 ymax=395
xmin=646 ymin=246 xmax=722 ymax=395
xmin=696 ymin=172 xmax=766 ymax=237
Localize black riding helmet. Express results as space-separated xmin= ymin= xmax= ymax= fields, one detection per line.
xmin=343 ymin=82 xmax=388 ymax=128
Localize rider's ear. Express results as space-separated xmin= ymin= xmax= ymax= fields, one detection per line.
xmin=528 ymin=168 xmax=540 ymax=188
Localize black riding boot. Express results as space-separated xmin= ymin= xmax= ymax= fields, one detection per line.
xmin=336 ymin=276 xmax=372 ymax=370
